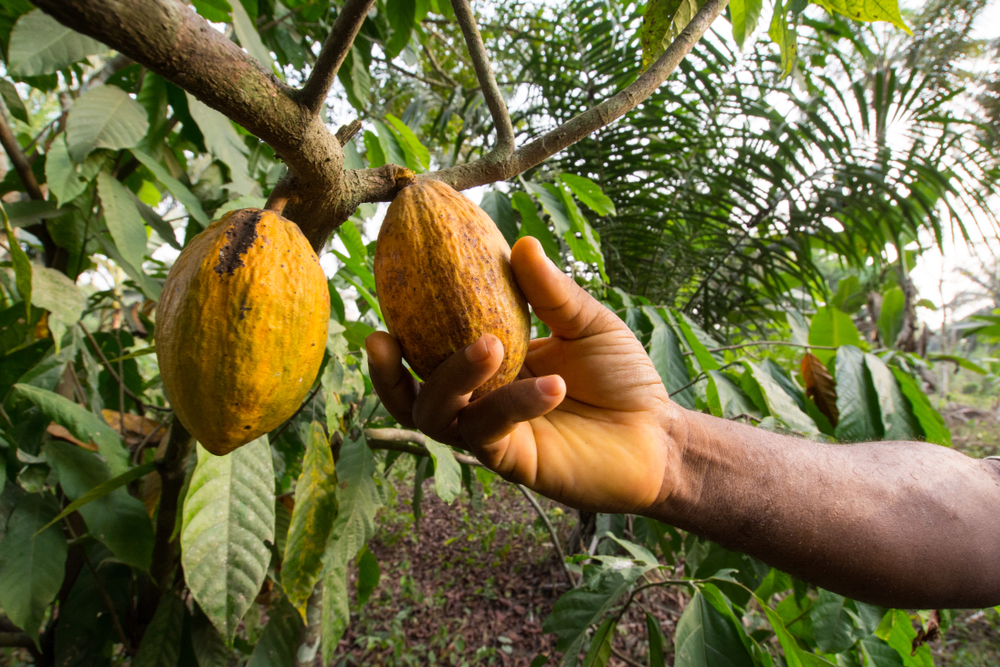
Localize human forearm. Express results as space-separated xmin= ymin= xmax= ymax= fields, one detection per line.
xmin=651 ymin=409 xmax=1000 ymax=608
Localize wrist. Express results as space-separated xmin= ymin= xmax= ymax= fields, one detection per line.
xmin=644 ymin=404 xmax=713 ymax=527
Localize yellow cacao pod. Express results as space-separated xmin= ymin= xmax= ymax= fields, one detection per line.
xmin=156 ymin=208 xmax=329 ymax=455
xmin=374 ymin=180 xmax=530 ymax=399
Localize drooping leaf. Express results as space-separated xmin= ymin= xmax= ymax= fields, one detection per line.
xmin=66 ymin=85 xmax=149 ymax=162
xmin=581 ymin=617 xmax=614 ymax=667
xmin=131 ymin=149 xmax=210 ymax=225
xmin=230 ymin=0 xmax=277 ymax=75
xmin=801 ymin=353 xmax=839 ymax=427
xmin=834 ymin=346 xmax=882 ymax=443
xmin=356 ymin=547 xmax=380 ymax=607
xmin=13 ymin=384 xmax=130 ymax=475
xmin=768 ymin=0 xmax=797 ymax=79
xmin=675 ymin=314 xmax=721 ymax=372
xmin=6 ymin=9 xmax=107 ymax=77
xmin=246 ymin=595 xmax=304 ymax=667
xmin=889 ymin=369 xmax=949 ymax=446
xmin=44 ymin=134 xmax=87 ymax=206
xmin=42 ymin=461 xmax=156 ymax=533
xmin=560 ymin=174 xmax=616 ymax=216
xmin=44 ymin=441 xmax=154 ymax=570
xmin=809 ymin=306 xmax=863 ymax=365
xmin=385 ymin=113 xmax=430 ymax=172
xmin=133 ymin=592 xmax=185 ymax=667
xmin=181 ymin=439 xmax=275 ymax=641
xmin=729 ymin=0 xmax=763 ymax=50
xmin=646 ymin=612 xmax=667 ymax=667
xmin=184 ymin=93 xmax=254 ymax=193
xmin=425 ymin=438 xmax=462 ymax=503
xmin=371 ymin=119 xmax=408 ymax=169
xmin=338 ymin=46 xmax=371 ymax=112
xmin=96 ymin=233 xmax=162 ymax=300
xmin=512 ymin=191 xmax=560 ymax=263
xmin=30 ymin=266 xmax=85 ymax=351
xmin=97 ymin=171 xmax=149 ymax=273
xmin=1 ymin=204 xmax=31 ymax=318
xmin=479 ymin=190 xmax=519 ymax=248
xmin=761 ymin=602 xmax=839 ymax=667
xmin=283 ymin=422 xmax=339 ymax=621
xmin=0 ymin=492 xmax=67 ymax=646
xmin=864 ymin=354 xmax=918 ymax=441
xmin=877 ymin=288 xmax=905 ymax=348
xmin=673 ymin=590 xmax=756 ymax=667
xmin=706 ymin=370 xmax=760 ymax=420
xmin=0 ymin=77 xmax=28 ymax=123
xmin=640 ymin=0 xmax=687 ymax=71
xmin=645 ymin=307 xmax=694 ymax=409
xmin=190 ymin=605 xmax=230 ymax=667
xmin=385 ymin=0 xmax=417 ymax=58
xmin=877 ymin=609 xmax=933 ymax=667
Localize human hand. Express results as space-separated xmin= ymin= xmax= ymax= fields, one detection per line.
xmin=366 ymin=236 xmax=687 ymax=514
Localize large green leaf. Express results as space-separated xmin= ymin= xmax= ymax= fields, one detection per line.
xmin=425 ymin=438 xmax=462 ymax=503
xmin=385 ymin=113 xmax=430 ymax=172
xmin=512 ymin=192 xmax=560 ymax=263
xmin=44 ymin=441 xmax=154 ymax=570
xmin=644 ymin=307 xmax=694 ymax=409
xmin=385 ymin=0 xmax=416 ymax=58
xmin=560 ymin=174 xmax=615 ymax=216
xmin=877 ymin=288 xmax=905 ymax=348
xmin=646 ymin=612 xmax=667 ymax=667
xmin=97 ymin=171 xmax=149 ymax=272
xmin=0 ymin=77 xmax=28 ymax=123
xmin=31 ymin=266 xmax=85 ymax=351
xmin=12 ymin=384 xmax=129 ymax=475
xmin=0 ymin=492 xmax=67 ymax=645
xmin=673 ymin=590 xmax=756 ymax=667
xmin=675 ymin=314 xmax=721 ymax=372
xmin=44 ymin=134 xmax=87 ymax=206
xmin=706 ymin=370 xmax=760 ymax=420
xmin=833 ymin=346 xmax=882 ymax=443
xmin=184 ymin=93 xmax=254 ymax=193
xmin=131 ymin=149 xmax=210 ymax=225
xmin=729 ymin=0 xmax=763 ymax=49
xmin=133 ymin=592 xmax=185 ymax=667
xmin=814 ymin=0 xmax=910 ymax=32
xmin=66 ymin=85 xmax=149 ymax=162
xmin=745 ymin=362 xmax=819 ymax=434
xmin=864 ymin=354 xmax=918 ymax=441
xmin=581 ymin=616 xmax=614 ymax=667
xmin=809 ymin=306 xmax=863 ymax=365
xmin=877 ymin=609 xmax=933 ymax=667
xmin=230 ymin=0 xmax=277 ymax=75
xmin=246 ymin=595 xmax=303 ymax=667
xmin=6 ymin=9 xmax=107 ymax=76
xmin=811 ymin=589 xmax=856 ymax=654
xmin=479 ymin=190 xmax=519 ymax=248
xmin=320 ymin=428 xmax=385 ymax=663
xmin=761 ymin=603 xmax=839 ymax=667
xmin=889 ymin=369 xmax=950 ymax=446
xmin=190 ymin=606 xmax=230 ymax=667
xmin=283 ymin=422 xmax=339 ymax=621
xmin=181 ymin=439 xmax=275 ymax=641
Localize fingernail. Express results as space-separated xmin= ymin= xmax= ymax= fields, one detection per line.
xmin=465 ymin=337 xmax=491 ymax=363
xmin=536 ymin=375 xmax=563 ymax=397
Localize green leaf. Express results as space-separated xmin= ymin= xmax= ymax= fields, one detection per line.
xmin=133 ymin=592 xmax=185 ymax=667
xmin=31 ymin=266 xmax=85 ymax=351
xmin=356 ymin=547 xmax=380 ymax=607
xmin=813 ymin=0 xmax=910 ymax=32
xmin=131 ymin=149 xmax=210 ymax=225
xmin=363 ymin=130 xmax=385 ymax=168
xmin=320 ymin=428 xmax=385 ymax=664
xmin=860 ymin=635 xmax=905 ymax=667
xmin=706 ymin=370 xmax=760 ymax=420
xmin=0 ymin=492 xmax=66 ymax=646
xmin=44 ymin=134 xmax=87 ymax=206
xmin=97 ymin=171 xmax=149 ymax=272
xmin=192 ymin=0 xmax=232 ymax=22
xmin=646 ymin=612 xmax=666 ymax=667
xmin=745 ymin=362 xmax=818 ymax=434
xmin=676 ymin=314 xmax=720 ymax=371
xmin=834 ymin=346 xmax=882 ymax=443
xmin=553 ymin=181 xmax=606 ymax=280
xmin=480 ymin=190 xmax=519 ymax=248
xmin=372 ymin=119 xmax=408 ymax=169
xmin=673 ymin=590 xmax=756 ymax=667
xmin=729 ymin=0 xmax=763 ymax=49
xmin=40 ymin=461 xmax=156 ymax=534
xmin=338 ymin=46 xmax=371 ymax=112
xmin=184 ymin=93 xmax=253 ymax=193
xmin=560 ymin=174 xmax=616 ymax=217
xmin=66 ymin=85 xmax=149 ymax=162
xmin=385 ymin=0 xmax=416 ymax=58
xmin=12 ymin=383 xmax=130 ymax=475
xmin=44 ymin=441 xmax=154 ymax=570
xmin=512 ymin=191 xmax=560 ymax=263
xmin=877 ymin=288 xmax=905 ymax=348
xmin=878 ymin=610 xmax=933 ymax=667
xmin=761 ymin=602 xmax=839 ymax=667
xmin=809 ymin=306 xmax=863 ymax=365
xmin=425 ymin=438 xmax=462 ymax=503
xmin=1 ymin=204 xmax=31 ymax=319
xmin=385 ymin=113 xmax=429 ymax=172
xmin=0 ymin=77 xmax=28 ymax=123
xmin=927 ymin=354 xmax=986 ymax=375
xmin=97 ymin=233 xmax=162 ymax=300
xmin=230 ymin=0 xmax=278 ymax=75
xmin=246 ymin=596 xmax=304 ymax=667
xmin=190 ymin=605 xmax=230 ymax=667
xmin=7 ymin=9 xmax=107 ymax=77
xmin=889 ymin=368 xmax=949 ymax=446
xmin=864 ymin=354 xmax=918 ymax=440
xmin=582 ymin=617 xmax=614 ymax=667
xmin=640 ymin=0 xmax=686 ymax=71
xmin=283 ymin=422 xmax=339 ymax=621
xmin=181 ymin=438 xmax=275 ymax=641
xmin=767 ymin=0 xmax=797 ymax=79
xmin=645 ymin=308 xmax=694 ymax=409
xmin=811 ymin=589 xmax=855 ymax=654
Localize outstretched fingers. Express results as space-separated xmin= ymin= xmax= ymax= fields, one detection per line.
xmin=511 ymin=236 xmax=620 ymax=340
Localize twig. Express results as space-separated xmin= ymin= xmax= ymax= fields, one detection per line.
xmin=421 ymin=44 xmax=460 ymax=88
xmin=335 ymin=120 xmax=363 ymax=146
xmin=363 ymin=427 xmax=481 ymax=467
xmin=375 ymin=55 xmax=456 ymax=89
xmin=133 ymin=416 xmax=171 ymax=465
xmin=258 ymin=6 xmax=303 ymax=32
xmin=611 ymin=647 xmax=646 ymax=667
xmin=516 ymin=484 xmax=576 ymax=588
xmin=78 ymin=322 xmax=170 ymax=412
xmin=0 ymin=104 xmax=45 ymax=201
xmin=269 ymin=382 xmax=324 ymax=442
xmin=298 ymin=0 xmax=376 ymax=115
xmin=449 ymin=0 xmax=514 ymax=156
xmin=683 ymin=340 xmax=839 ymax=356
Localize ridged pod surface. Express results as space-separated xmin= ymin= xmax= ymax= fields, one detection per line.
xmin=156 ymin=208 xmax=329 ymax=455
xmin=374 ymin=180 xmax=530 ymax=399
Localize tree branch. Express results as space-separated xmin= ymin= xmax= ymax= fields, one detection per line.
xmin=0 ymin=632 xmax=34 ymax=649
xmin=449 ymin=0 xmax=514 ymax=157
xmin=364 ymin=428 xmax=480 ymax=467
xmin=0 ymin=106 xmax=45 ymax=201
xmin=297 ymin=0 xmax=376 ymax=116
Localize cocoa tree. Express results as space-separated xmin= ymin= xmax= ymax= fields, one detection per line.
xmin=0 ymin=0 xmax=982 ymax=664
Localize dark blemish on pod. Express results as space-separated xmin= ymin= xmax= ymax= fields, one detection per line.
xmin=215 ymin=209 xmax=261 ymax=275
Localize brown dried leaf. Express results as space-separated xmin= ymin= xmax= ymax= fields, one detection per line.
xmin=801 ymin=352 xmax=839 ymax=427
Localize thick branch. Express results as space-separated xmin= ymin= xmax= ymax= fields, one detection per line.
xmin=298 ymin=0 xmax=376 ymax=115
xmin=0 ymin=106 xmax=45 ymax=201
xmin=450 ymin=0 xmax=514 ymax=157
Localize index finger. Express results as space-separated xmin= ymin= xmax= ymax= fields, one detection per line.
xmin=365 ymin=331 xmax=418 ymax=429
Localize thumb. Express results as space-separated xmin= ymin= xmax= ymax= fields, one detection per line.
xmin=510 ymin=236 xmax=620 ymax=340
